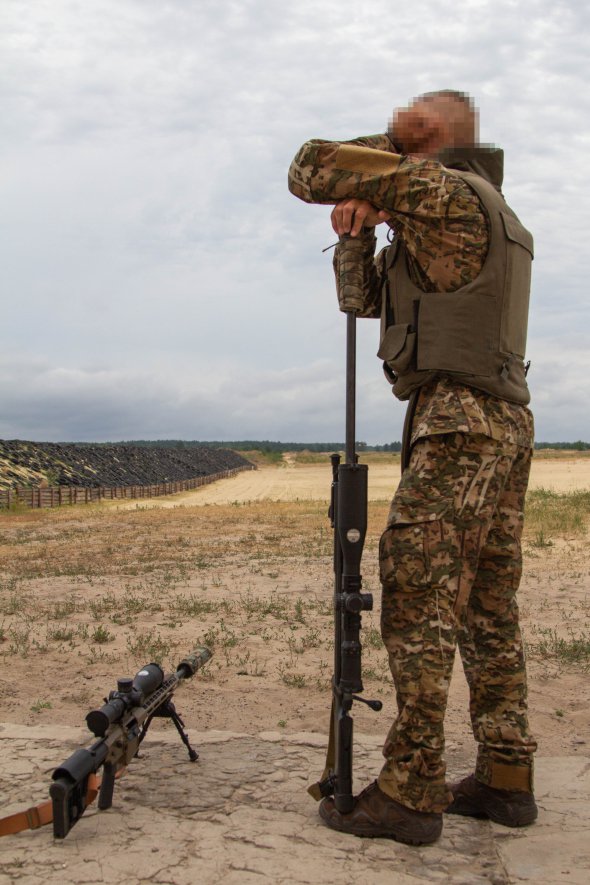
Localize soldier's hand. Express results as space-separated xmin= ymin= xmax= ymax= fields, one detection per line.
xmin=331 ymin=199 xmax=390 ymax=237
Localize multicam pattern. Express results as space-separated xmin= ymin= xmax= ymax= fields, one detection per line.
xmin=288 ymin=134 xmax=489 ymax=293
xmin=289 ymin=132 xmax=534 ymax=442
xmin=412 ymin=376 xmax=535 ymax=449
xmin=377 ymin=433 xmax=536 ymax=812
xmin=332 ymin=230 xmax=380 ymax=315
xmin=289 ymin=130 xmax=536 ymax=813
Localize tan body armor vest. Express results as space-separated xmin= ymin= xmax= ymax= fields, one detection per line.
xmin=377 ymin=170 xmax=533 ymax=404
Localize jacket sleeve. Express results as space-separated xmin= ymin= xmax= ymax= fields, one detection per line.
xmin=288 ymin=134 xmax=399 ymax=206
xmin=288 ymin=133 xmax=489 ymax=294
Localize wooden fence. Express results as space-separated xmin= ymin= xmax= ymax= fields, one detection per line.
xmin=0 ymin=464 xmax=255 ymax=510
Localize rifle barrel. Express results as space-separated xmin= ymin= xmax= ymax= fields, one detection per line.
xmin=345 ymin=312 xmax=356 ymax=465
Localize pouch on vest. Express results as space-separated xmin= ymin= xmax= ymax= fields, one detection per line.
xmin=500 ymin=212 xmax=534 ymax=358
xmin=377 ymin=323 xmax=416 ymax=377
xmin=378 ymin=167 xmax=533 ymax=405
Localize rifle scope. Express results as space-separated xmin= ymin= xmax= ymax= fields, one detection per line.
xmin=86 ymin=663 xmax=164 ymax=737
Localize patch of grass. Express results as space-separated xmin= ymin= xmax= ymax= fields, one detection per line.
xmin=235 ymin=651 xmax=266 ymax=676
xmin=127 ymin=629 xmax=175 ymax=664
xmin=91 ymin=625 xmax=115 ymax=644
xmin=218 ymin=620 xmax=238 ymax=648
xmin=30 ymin=699 xmax=52 ymax=713
xmin=278 ymin=664 xmax=307 ymax=687
xmin=48 ymin=625 xmax=75 ymax=642
xmin=529 ymin=529 xmax=554 ymax=549
xmin=0 ymin=591 xmax=29 ymax=616
xmin=293 ymin=450 xmax=400 ymax=465
xmin=0 ymin=499 xmax=31 ymax=515
xmin=287 ymin=627 xmax=322 ymax=655
xmin=291 ymin=451 xmax=335 ymax=464
xmin=50 ymin=596 xmax=79 ymax=619
xmin=530 ymin=626 xmax=590 ymax=665
xmin=294 ymin=598 xmax=305 ymax=624
xmin=239 ymin=590 xmax=290 ymax=621
xmin=8 ymin=624 xmax=32 ymax=657
xmin=89 ymin=594 xmax=117 ymax=619
xmin=173 ymin=594 xmax=224 ymax=617
xmin=525 ymin=488 xmax=590 ymax=539
xmin=364 ymin=627 xmax=384 ymax=649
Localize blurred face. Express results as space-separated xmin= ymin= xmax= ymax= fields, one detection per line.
xmin=390 ymin=98 xmax=453 ymax=157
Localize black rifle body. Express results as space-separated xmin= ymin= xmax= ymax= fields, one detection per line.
xmin=327 ymin=313 xmax=381 ymax=812
xmin=50 ymin=647 xmax=211 ymax=838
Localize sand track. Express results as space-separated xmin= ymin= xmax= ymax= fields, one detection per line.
xmin=113 ymin=455 xmax=590 ymax=509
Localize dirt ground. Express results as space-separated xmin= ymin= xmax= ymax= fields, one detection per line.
xmin=0 ymin=452 xmax=589 ymax=779
xmin=112 ymin=450 xmax=590 ymax=508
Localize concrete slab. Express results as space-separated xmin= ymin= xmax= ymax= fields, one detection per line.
xmin=0 ymin=723 xmax=587 ymax=885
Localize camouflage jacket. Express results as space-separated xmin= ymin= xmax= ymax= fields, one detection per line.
xmin=288 ymin=133 xmax=489 ymax=297
xmin=288 ymin=134 xmax=534 ymax=448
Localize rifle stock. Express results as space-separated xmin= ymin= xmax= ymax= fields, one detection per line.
xmin=49 ymin=646 xmax=211 ymax=838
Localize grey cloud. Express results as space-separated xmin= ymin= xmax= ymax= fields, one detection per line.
xmin=1 ymin=0 xmax=588 ymax=443
xmin=0 ymin=355 xmax=352 ymax=443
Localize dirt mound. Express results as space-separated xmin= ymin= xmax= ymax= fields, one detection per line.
xmin=0 ymin=439 xmax=253 ymax=489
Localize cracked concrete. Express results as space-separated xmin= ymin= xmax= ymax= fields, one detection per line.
xmin=0 ymin=723 xmax=588 ymax=885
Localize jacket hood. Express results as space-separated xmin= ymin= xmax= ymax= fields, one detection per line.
xmin=437 ymin=145 xmax=504 ymax=192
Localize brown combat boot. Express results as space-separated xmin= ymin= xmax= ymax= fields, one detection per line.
xmin=318 ymin=781 xmax=443 ymax=845
xmin=446 ymin=774 xmax=538 ymax=827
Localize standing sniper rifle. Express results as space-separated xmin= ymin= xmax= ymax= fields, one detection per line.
xmin=309 ymin=235 xmax=382 ymax=812
xmin=49 ymin=646 xmax=212 ymax=838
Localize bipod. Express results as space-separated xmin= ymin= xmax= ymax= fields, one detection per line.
xmin=139 ymin=699 xmax=199 ymax=762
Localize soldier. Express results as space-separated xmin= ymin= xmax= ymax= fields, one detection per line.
xmin=288 ymin=90 xmax=538 ymax=845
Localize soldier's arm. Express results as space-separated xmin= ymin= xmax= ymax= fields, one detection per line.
xmin=288 ymin=136 xmax=488 ymax=292
xmin=287 ymin=134 xmax=396 ymax=206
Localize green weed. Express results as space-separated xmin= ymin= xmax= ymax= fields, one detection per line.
xmin=364 ymin=627 xmax=384 ymax=649
xmin=173 ymin=594 xmax=223 ymax=617
xmin=525 ymin=488 xmax=590 ymax=538
xmin=529 ymin=529 xmax=554 ymax=549
xmin=127 ymin=629 xmax=175 ymax=664
xmin=92 ymin=625 xmax=114 ymax=644
xmin=278 ymin=664 xmax=307 ymax=687
xmin=48 ymin=625 xmax=75 ymax=642
xmin=530 ymin=626 xmax=590 ymax=665
xmin=30 ymin=699 xmax=52 ymax=713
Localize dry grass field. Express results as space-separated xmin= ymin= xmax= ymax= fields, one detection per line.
xmin=0 ymin=450 xmax=589 ymax=769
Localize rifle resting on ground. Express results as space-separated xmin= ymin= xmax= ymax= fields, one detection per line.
xmin=309 ymin=233 xmax=382 ymax=813
xmin=0 ymin=646 xmax=212 ymax=839
xmin=50 ymin=646 xmax=212 ymax=838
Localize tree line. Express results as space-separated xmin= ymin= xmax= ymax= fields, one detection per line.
xmin=86 ymin=439 xmax=590 ymax=452
xmin=101 ymin=439 xmax=403 ymax=452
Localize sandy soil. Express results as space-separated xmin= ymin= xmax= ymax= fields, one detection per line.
xmin=0 ymin=455 xmax=588 ymax=786
xmin=111 ymin=452 xmax=590 ymax=509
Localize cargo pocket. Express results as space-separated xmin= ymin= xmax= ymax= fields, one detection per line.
xmin=379 ymin=498 xmax=450 ymax=591
xmin=377 ymin=323 xmax=416 ymax=376
xmin=379 ymin=499 xmax=452 ymax=657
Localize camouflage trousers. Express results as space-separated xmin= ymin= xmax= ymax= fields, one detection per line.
xmin=377 ymin=432 xmax=537 ymax=813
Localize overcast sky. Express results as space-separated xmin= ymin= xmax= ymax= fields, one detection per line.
xmin=1 ymin=0 xmax=588 ymax=444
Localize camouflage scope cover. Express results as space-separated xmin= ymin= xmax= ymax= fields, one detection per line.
xmin=334 ymin=231 xmax=377 ymax=313
xmin=178 ymin=646 xmax=212 ymax=676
